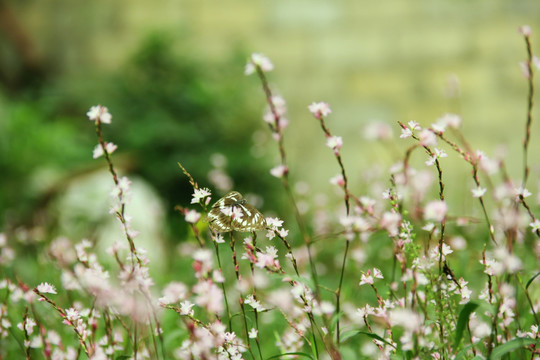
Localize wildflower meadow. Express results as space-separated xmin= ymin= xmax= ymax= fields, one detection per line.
xmin=2 ymin=25 xmax=540 ymax=360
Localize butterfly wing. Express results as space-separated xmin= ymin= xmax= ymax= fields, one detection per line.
xmin=231 ymin=203 xmax=267 ymax=232
xmin=207 ymin=191 xmax=266 ymax=233
xmin=207 ymin=191 xmax=243 ymax=232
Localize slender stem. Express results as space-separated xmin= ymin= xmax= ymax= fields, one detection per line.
xmin=250 ymin=233 xmax=264 ymax=360
xmin=213 ymin=239 xmax=232 ymax=332
xmin=521 ymin=32 xmax=534 ymax=190
xmin=254 ymin=65 xmax=321 ymax=299
xmin=335 ymin=239 xmax=350 ymax=346
xmin=229 ymin=232 xmax=256 ymax=360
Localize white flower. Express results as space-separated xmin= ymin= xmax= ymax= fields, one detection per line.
xmin=86 ymin=105 xmax=112 ymax=124
xmin=372 ymin=268 xmax=384 ymax=279
xmin=407 ymin=121 xmax=420 ymax=130
xmin=245 ymin=53 xmax=274 ymax=75
xmin=191 ymin=188 xmax=211 ymax=204
xmin=425 ymin=148 xmax=448 ymax=166
xmin=245 ymin=295 xmax=265 ymax=312
xmin=308 ymin=102 xmax=332 ymax=119
xmin=515 ymin=187 xmax=532 ymax=198
xmin=530 ymin=219 xmax=540 ymax=233
xmin=326 ymin=136 xmax=343 ymax=151
xmin=184 ymin=210 xmax=201 ymax=224
xmin=471 ymin=186 xmax=487 ymax=198
xmin=400 ymin=127 xmax=413 ymax=139
xmin=248 ymin=328 xmax=258 ymax=339
xmin=92 ymin=142 xmax=117 ymax=159
xmin=65 ymin=308 xmax=80 ymax=322
xmin=36 ymin=282 xmax=57 ymax=295
xmin=179 ymin=300 xmax=195 ymax=316
xmin=270 ymin=164 xmax=288 ymax=178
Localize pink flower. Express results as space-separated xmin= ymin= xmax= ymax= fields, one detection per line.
xmin=308 ymin=102 xmax=332 ymax=119
xmin=245 ymin=53 xmax=274 ymax=75
xmin=359 ymin=268 xmax=383 ymax=286
xmin=86 ymin=105 xmax=112 ymax=124
xmin=36 ymin=282 xmax=57 ymax=295
xmin=418 ymin=129 xmax=437 ymax=146
xmin=359 ymin=273 xmax=373 ymax=286
xmin=329 ymin=174 xmax=345 ymax=187
xmin=423 ymin=200 xmax=447 ymax=222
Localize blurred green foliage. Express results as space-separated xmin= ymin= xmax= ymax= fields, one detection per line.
xmin=0 ymin=31 xmax=280 ymax=237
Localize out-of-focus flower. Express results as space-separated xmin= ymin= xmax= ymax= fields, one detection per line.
xmin=248 ymin=328 xmax=258 ymax=339
xmin=270 ymin=165 xmax=288 ymax=178
xmin=519 ymin=25 xmax=531 ymax=36
xmin=425 ymin=148 xmax=448 ymax=166
xmin=92 ymin=142 xmax=117 ymax=159
xmin=86 ymin=105 xmax=112 ymax=124
xmin=520 ymin=62 xmax=531 ymax=79
xmin=64 ymin=308 xmax=80 ymax=322
xmin=326 ymin=136 xmax=343 ymax=151
xmin=471 ymin=186 xmax=487 ymax=198
xmin=245 ymin=53 xmax=274 ymax=75
xmin=432 ymin=114 xmax=461 ymax=132
xmin=400 ymin=127 xmax=413 ymax=139
xmin=364 ymin=121 xmax=393 ymax=141
xmin=308 ymin=102 xmax=332 ymax=119
xmin=184 ymin=210 xmax=201 ymax=224
xmin=424 ymin=200 xmax=448 ymax=222
xmin=36 ymin=282 xmax=57 ymax=295
xmin=530 ymin=219 xmax=540 ymax=233
xmin=179 ymin=300 xmax=195 ymax=316
xmin=329 ymin=174 xmax=345 ymax=187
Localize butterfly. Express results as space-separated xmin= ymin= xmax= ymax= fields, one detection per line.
xmin=207 ymin=191 xmax=267 ymax=233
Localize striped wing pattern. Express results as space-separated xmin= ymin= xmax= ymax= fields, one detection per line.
xmin=208 ymin=191 xmax=267 ymax=233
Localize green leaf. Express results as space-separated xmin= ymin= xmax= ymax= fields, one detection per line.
xmin=341 ymin=330 xmax=396 ymax=349
xmin=453 ymin=302 xmax=479 ymax=349
xmin=454 ymin=344 xmax=481 ymax=360
xmin=266 ymin=352 xmax=316 ymax=359
xmin=490 ymin=338 xmax=539 ymax=359
xmin=116 ymin=356 xmax=132 ymax=360
xmin=526 ymin=271 xmax=540 ymax=289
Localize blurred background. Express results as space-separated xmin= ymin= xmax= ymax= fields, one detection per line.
xmin=1 ymin=0 xmax=539 ymax=272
